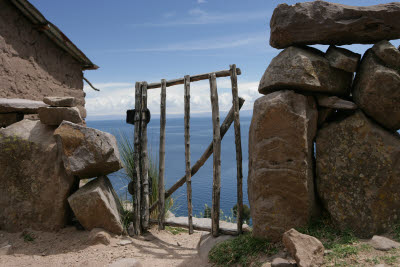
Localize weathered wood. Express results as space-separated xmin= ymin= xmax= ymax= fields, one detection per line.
xmin=147 ymin=68 xmax=242 ymax=89
xmin=140 ymin=82 xmax=150 ymax=230
xmin=133 ymin=82 xmax=142 ymax=235
xmin=230 ymin=64 xmax=244 ymax=234
xmin=184 ymin=75 xmax=193 ymax=235
xmin=149 ymin=97 xmax=245 ymax=213
xmin=158 ymin=79 xmax=166 ymax=230
xmin=209 ymin=73 xmax=221 ymax=237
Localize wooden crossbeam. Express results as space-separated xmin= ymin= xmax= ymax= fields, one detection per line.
xmin=146 ymin=68 xmax=241 ymax=89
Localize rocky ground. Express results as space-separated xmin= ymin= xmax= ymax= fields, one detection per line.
xmin=0 ymin=226 xmax=208 ymax=267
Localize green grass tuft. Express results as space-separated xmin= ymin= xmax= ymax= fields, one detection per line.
xmin=208 ymin=233 xmax=277 ymax=267
xmin=165 ymin=226 xmax=188 ymax=235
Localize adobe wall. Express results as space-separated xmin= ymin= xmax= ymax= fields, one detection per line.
xmin=0 ymin=0 xmax=86 ymax=118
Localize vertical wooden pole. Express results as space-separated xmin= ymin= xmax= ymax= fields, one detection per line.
xmin=184 ymin=75 xmax=194 ymax=235
xmin=230 ymin=64 xmax=244 ymax=234
xmin=158 ymin=79 xmax=167 ymax=230
xmin=133 ymin=82 xmax=142 ymax=235
xmin=209 ymin=73 xmax=221 ymax=237
xmin=140 ymin=82 xmax=150 ymax=230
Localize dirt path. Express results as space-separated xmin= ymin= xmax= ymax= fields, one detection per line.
xmin=0 ymin=226 xmax=210 ymax=267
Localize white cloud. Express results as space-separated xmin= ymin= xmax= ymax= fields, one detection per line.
xmin=104 ymin=33 xmax=266 ymax=53
xmin=197 ymin=0 xmax=207 ymax=3
xmin=84 ymin=79 xmax=260 ymax=117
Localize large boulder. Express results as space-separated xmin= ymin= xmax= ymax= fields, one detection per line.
xmin=270 ymin=1 xmax=400 ymax=49
xmin=258 ymin=46 xmax=353 ymax=96
xmin=38 ymin=107 xmax=83 ymax=126
xmin=282 ymin=229 xmax=324 ymax=267
xmin=68 ymin=176 xmax=124 ymax=234
xmin=248 ymin=90 xmax=318 ymax=242
xmin=0 ymin=120 xmax=75 ymax=231
xmin=316 ymin=111 xmax=400 ymax=237
xmin=352 ymin=49 xmax=400 ymax=131
xmin=0 ymin=98 xmax=48 ymax=114
xmin=54 ymin=121 xmax=122 ymax=178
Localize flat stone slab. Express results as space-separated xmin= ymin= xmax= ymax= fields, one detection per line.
xmin=165 ymin=216 xmax=251 ymax=235
xmin=316 ymin=95 xmax=357 ymax=110
xmin=43 ymin=97 xmax=76 ymax=107
xmin=0 ymin=98 xmax=48 ymax=114
xmin=270 ymin=1 xmax=400 ymax=49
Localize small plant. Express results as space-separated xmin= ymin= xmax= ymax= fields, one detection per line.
xmin=165 ymin=226 xmax=188 ymax=235
xmin=208 ymin=233 xmax=277 ymax=267
xmin=21 ymin=231 xmax=36 ymax=242
xmin=117 ymin=131 xmax=174 ymax=230
xmin=203 ymin=204 xmax=211 ymax=218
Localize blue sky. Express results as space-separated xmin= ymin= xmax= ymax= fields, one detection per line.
xmin=30 ymin=0 xmax=400 ymax=120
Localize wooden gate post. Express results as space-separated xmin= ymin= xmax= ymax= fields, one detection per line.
xmin=133 ymin=82 xmax=143 ymax=235
xmin=184 ymin=75 xmax=194 ymax=234
xmin=230 ymin=64 xmax=244 ymax=234
xmin=140 ymin=82 xmax=150 ymax=231
xmin=158 ymin=79 xmax=167 ymax=230
xmin=209 ymin=73 xmax=221 ymax=237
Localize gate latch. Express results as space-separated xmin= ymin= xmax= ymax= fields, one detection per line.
xmin=126 ymin=109 xmax=151 ymax=125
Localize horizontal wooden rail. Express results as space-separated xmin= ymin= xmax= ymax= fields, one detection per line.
xmin=147 ymin=68 xmax=242 ymax=89
xmin=149 ymin=97 xmax=245 ymax=213
xmin=149 ymin=219 xmax=249 ymax=236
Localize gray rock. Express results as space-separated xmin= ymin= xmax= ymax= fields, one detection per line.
xmin=127 ymin=222 xmax=135 ymax=237
xmin=0 ymin=98 xmax=48 ymax=114
xmin=316 ymin=95 xmax=357 ymax=110
xmin=43 ymin=97 xmax=76 ymax=107
xmin=0 ymin=242 xmax=12 ymax=256
xmin=38 ymin=107 xmax=83 ymax=126
xmin=54 ymin=121 xmax=122 ymax=178
xmin=86 ymin=228 xmax=111 ymax=246
xmin=271 ymin=258 xmax=296 ymax=267
xmin=118 ymin=239 xmax=133 ymax=246
xmin=0 ymin=120 xmax=75 ymax=231
xmin=197 ymin=233 xmax=234 ymax=262
xmin=0 ymin=113 xmax=23 ymax=128
xmin=353 ymin=50 xmax=400 ymax=130
xmin=248 ymin=91 xmax=318 ymax=242
xmin=316 ymin=111 xmax=400 ymax=237
xmin=259 ymin=46 xmax=353 ymax=96
xmin=108 ymin=258 xmax=143 ymax=267
xmin=371 ymin=40 xmax=400 ymax=70
xmin=369 ymin=236 xmax=400 ymax=251
xmin=68 ymin=176 xmax=124 ymax=234
xmin=325 ymin=46 xmax=361 ymax=73
xmin=283 ymin=229 xmax=324 ymax=267
xmin=270 ymin=1 xmax=400 ymax=49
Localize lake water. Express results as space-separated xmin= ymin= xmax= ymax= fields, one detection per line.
xmin=87 ymin=115 xmax=251 ymax=219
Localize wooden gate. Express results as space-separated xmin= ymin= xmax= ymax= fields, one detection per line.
xmin=129 ymin=64 xmax=244 ymax=236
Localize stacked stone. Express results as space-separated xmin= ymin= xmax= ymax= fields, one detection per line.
xmin=38 ymin=96 xmax=83 ymax=125
xmin=249 ymin=1 xmax=400 ymax=242
xmin=0 ymin=98 xmax=48 ymax=127
xmin=0 ymin=99 xmax=124 ymax=234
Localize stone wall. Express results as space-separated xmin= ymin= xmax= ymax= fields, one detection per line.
xmin=249 ymin=1 xmax=400 ymax=241
xmin=0 ymin=0 xmax=86 ymax=118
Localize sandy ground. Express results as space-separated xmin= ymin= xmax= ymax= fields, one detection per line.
xmin=0 ymin=226 xmax=210 ymax=267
